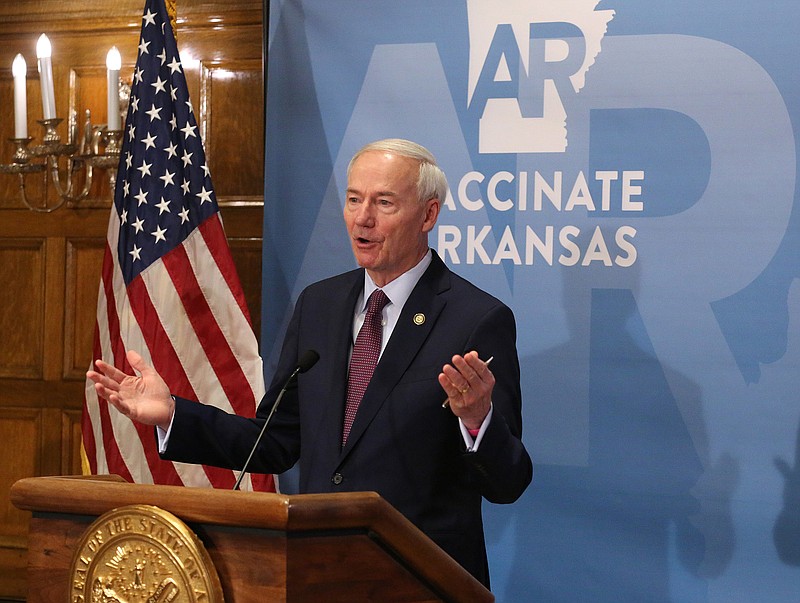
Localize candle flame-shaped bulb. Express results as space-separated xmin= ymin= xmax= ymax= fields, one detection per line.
xmin=106 ymin=46 xmax=121 ymax=71
xmin=12 ymin=54 xmax=26 ymax=77
xmin=36 ymin=34 xmax=52 ymax=59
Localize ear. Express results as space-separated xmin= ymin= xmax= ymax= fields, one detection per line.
xmin=421 ymin=197 xmax=440 ymax=233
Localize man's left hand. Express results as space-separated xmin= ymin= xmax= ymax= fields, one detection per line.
xmin=439 ymin=350 xmax=494 ymax=430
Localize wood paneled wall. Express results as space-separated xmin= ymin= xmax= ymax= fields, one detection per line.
xmin=0 ymin=2 xmax=264 ymax=598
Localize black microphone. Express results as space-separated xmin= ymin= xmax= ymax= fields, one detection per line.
xmin=232 ymin=349 xmax=319 ymax=490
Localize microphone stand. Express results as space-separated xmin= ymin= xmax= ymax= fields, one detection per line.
xmin=232 ymin=365 xmax=300 ymax=491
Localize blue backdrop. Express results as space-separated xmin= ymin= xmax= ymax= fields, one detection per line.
xmin=262 ymin=1 xmax=800 ymax=600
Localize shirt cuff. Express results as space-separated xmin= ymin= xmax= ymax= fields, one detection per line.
xmin=156 ymin=397 xmax=177 ymax=454
xmin=459 ymin=404 xmax=493 ymax=452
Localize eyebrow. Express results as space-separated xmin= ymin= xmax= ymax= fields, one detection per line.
xmin=346 ymin=188 xmax=398 ymax=197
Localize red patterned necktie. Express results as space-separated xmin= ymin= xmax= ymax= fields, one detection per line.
xmin=342 ymin=288 xmax=390 ymax=446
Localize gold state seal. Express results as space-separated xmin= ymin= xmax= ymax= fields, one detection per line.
xmin=70 ymin=504 xmax=223 ymax=603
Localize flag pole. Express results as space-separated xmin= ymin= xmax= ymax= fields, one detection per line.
xmin=263 ymin=0 xmax=270 ymax=150
xmin=166 ymin=0 xmax=177 ymax=42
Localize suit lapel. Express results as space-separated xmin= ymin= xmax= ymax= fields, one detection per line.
xmin=310 ymin=273 xmax=363 ymax=461
xmin=340 ymin=254 xmax=451 ymax=458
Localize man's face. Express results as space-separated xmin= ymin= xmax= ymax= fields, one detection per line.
xmin=344 ymin=150 xmax=440 ymax=286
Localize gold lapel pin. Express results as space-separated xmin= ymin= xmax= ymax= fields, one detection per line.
xmin=413 ymin=313 xmax=426 ymax=325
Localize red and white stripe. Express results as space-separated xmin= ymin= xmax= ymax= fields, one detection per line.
xmin=82 ymin=208 xmax=274 ymax=491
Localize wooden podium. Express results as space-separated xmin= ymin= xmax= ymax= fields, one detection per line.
xmin=10 ymin=476 xmax=493 ymax=602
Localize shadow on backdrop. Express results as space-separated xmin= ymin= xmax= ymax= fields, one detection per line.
xmin=774 ymin=417 xmax=800 ymax=566
xmin=485 ymin=264 xmax=737 ymax=602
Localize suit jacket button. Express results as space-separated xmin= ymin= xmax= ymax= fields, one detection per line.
xmin=331 ymin=473 xmax=343 ymax=485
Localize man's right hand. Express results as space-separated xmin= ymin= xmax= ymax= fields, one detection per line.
xmin=86 ymin=350 xmax=175 ymax=431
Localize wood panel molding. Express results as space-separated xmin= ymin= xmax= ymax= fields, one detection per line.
xmin=0 ymin=1 xmax=263 ymax=34
xmin=201 ymin=58 xmax=264 ymax=203
xmin=63 ymin=238 xmax=105 ymax=380
xmin=0 ymin=2 xmax=264 ymax=598
xmin=0 ymin=408 xmax=43 ymax=530
xmin=62 ymin=409 xmax=84 ymax=475
xmin=0 ymin=239 xmax=46 ymax=379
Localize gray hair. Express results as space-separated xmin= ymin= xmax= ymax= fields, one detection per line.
xmin=347 ymin=138 xmax=449 ymax=204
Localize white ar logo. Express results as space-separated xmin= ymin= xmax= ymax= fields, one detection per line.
xmin=467 ymin=0 xmax=615 ymax=154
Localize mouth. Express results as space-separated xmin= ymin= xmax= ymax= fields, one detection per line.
xmin=353 ymin=233 xmax=380 ymax=246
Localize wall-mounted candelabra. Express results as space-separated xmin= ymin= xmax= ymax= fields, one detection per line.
xmin=0 ymin=35 xmax=127 ymax=212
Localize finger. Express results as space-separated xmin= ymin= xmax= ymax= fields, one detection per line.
xmin=127 ymin=349 xmax=148 ymax=375
xmin=93 ymin=359 xmax=129 ymax=383
xmin=466 ymin=350 xmax=496 ymax=376
xmin=464 ymin=350 xmax=488 ymax=373
xmin=452 ymin=355 xmax=479 ymax=385
xmin=107 ymin=392 xmax=131 ymax=417
xmin=438 ymin=372 xmax=457 ymax=398
xmin=92 ymin=381 xmax=107 ymax=401
xmin=88 ymin=371 xmax=122 ymax=396
xmin=93 ymin=381 xmax=115 ymax=403
xmin=458 ymin=352 xmax=495 ymax=389
xmin=442 ymin=363 xmax=471 ymax=393
xmin=438 ymin=370 xmax=460 ymax=397
xmin=451 ymin=356 xmax=485 ymax=396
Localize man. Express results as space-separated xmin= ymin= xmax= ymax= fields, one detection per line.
xmin=87 ymin=138 xmax=532 ymax=586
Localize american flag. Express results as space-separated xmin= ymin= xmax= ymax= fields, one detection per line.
xmin=81 ymin=0 xmax=274 ymax=492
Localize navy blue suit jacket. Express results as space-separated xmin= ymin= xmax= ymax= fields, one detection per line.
xmin=164 ymin=251 xmax=532 ymax=585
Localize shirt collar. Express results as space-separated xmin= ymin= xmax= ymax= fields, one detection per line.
xmin=360 ymin=249 xmax=432 ymax=313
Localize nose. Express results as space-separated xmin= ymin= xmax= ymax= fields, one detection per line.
xmin=354 ymin=201 xmax=376 ymax=227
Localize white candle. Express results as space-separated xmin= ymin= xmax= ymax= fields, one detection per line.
xmin=12 ymin=54 xmax=27 ymax=139
xmin=106 ymin=46 xmax=121 ymax=130
xmin=36 ymin=34 xmax=56 ymax=120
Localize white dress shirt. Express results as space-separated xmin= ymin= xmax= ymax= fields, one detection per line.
xmin=353 ymin=250 xmax=491 ymax=451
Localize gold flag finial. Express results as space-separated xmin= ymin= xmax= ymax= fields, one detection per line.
xmin=166 ymin=0 xmax=178 ymax=41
